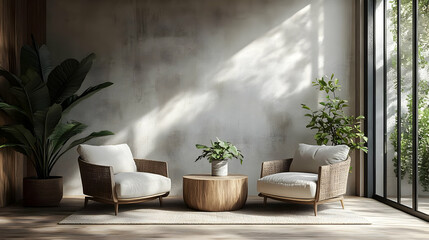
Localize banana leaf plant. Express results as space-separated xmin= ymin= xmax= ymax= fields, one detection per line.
xmin=0 ymin=41 xmax=113 ymax=179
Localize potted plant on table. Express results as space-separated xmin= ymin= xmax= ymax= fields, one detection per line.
xmin=0 ymin=40 xmax=113 ymax=206
xmin=195 ymin=138 xmax=244 ymax=176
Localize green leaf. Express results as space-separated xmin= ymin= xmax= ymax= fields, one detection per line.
xmin=47 ymin=53 xmax=96 ymax=104
xmin=218 ymin=140 xmax=227 ymax=148
xmin=19 ymin=68 xmax=50 ymax=113
xmin=33 ymin=104 xmax=62 ymax=144
xmin=21 ymin=43 xmax=55 ymax=83
xmin=0 ymin=102 xmax=30 ymax=123
xmin=0 ymin=124 xmax=36 ymax=155
xmin=195 ymin=155 xmax=204 ymax=162
xmin=0 ymin=68 xmax=22 ymax=88
xmin=0 ymin=69 xmax=35 ymax=116
xmin=48 ymin=121 xmax=87 ymax=155
xmin=0 ymin=143 xmax=29 ymax=155
xmin=301 ymin=104 xmax=310 ymax=110
xmin=49 ymin=130 xmax=114 ymax=171
xmin=61 ymin=82 xmax=113 ymax=113
xmin=229 ymin=145 xmax=239 ymax=156
xmin=20 ymin=45 xmax=39 ymax=77
xmin=196 ymin=144 xmax=208 ymax=149
xmin=64 ymin=130 xmax=114 ymax=153
xmin=37 ymin=45 xmax=54 ymax=82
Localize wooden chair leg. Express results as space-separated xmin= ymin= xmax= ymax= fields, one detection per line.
xmin=84 ymin=197 xmax=89 ymax=208
xmin=263 ymin=196 xmax=267 ymax=206
xmin=314 ymin=203 xmax=318 ymax=216
xmin=159 ymin=196 xmax=163 ymax=207
xmin=114 ymin=203 xmax=119 ymax=216
xmin=340 ymin=199 xmax=345 ymax=209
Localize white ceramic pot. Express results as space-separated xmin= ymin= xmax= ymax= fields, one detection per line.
xmin=211 ymin=160 xmax=228 ymax=176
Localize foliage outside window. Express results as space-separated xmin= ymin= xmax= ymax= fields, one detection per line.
xmin=389 ymin=0 xmax=429 ymax=191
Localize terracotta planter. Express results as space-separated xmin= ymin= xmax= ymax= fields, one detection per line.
xmin=23 ymin=176 xmax=63 ymax=207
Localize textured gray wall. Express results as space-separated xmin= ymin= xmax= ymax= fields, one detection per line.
xmin=47 ymin=0 xmax=357 ymax=196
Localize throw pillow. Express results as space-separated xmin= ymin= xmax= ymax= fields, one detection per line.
xmin=289 ymin=143 xmax=350 ymax=173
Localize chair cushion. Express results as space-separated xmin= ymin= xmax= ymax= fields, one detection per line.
xmin=289 ymin=144 xmax=350 ymax=173
xmin=114 ymin=172 xmax=171 ymax=199
xmin=77 ymin=144 xmax=137 ymax=174
xmin=257 ymin=172 xmax=318 ymax=199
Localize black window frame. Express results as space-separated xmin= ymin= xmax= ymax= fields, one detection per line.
xmin=365 ymin=0 xmax=429 ymax=222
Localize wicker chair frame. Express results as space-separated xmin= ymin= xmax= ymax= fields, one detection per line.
xmin=78 ymin=157 xmax=170 ymax=215
xmin=258 ymin=157 xmax=351 ymax=216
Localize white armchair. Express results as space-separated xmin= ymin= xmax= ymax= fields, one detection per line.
xmin=257 ymin=144 xmax=351 ymax=216
xmin=77 ymin=144 xmax=171 ymax=215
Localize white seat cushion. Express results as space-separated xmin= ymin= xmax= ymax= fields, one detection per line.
xmin=257 ymin=172 xmax=318 ymax=199
xmin=289 ymin=144 xmax=350 ymax=173
xmin=114 ymin=172 xmax=171 ymax=199
xmin=77 ymin=144 xmax=137 ymax=174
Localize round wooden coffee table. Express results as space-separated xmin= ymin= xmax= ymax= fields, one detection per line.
xmin=183 ymin=174 xmax=248 ymax=211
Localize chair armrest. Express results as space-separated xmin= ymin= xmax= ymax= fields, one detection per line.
xmin=78 ymin=157 xmax=116 ymax=201
xmin=134 ymin=159 xmax=168 ymax=177
xmin=316 ymin=157 xmax=351 ymax=201
xmin=260 ymin=158 xmax=293 ymax=178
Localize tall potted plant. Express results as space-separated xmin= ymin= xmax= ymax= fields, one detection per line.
xmin=195 ymin=138 xmax=244 ymax=176
xmin=301 ymin=74 xmax=368 ymax=153
xmin=0 ymin=41 xmax=113 ymax=206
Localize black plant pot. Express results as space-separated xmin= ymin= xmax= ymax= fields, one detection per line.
xmin=23 ymin=176 xmax=63 ymax=207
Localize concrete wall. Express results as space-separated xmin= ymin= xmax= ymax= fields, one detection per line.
xmin=47 ymin=0 xmax=357 ymax=196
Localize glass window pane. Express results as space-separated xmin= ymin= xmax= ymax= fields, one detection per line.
xmin=417 ymin=0 xmax=429 ymax=215
xmin=399 ymin=0 xmax=413 ymax=209
xmin=375 ymin=0 xmax=384 ymax=197
xmin=386 ymin=0 xmax=398 ymax=203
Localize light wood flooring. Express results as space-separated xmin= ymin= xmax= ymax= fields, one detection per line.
xmin=0 ymin=196 xmax=428 ymax=239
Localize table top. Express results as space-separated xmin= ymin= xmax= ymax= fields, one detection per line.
xmin=183 ymin=174 xmax=248 ymax=180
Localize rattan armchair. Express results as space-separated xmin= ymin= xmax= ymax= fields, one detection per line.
xmin=78 ymin=157 xmax=170 ymax=215
xmin=258 ymin=157 xmax=351 ymax=216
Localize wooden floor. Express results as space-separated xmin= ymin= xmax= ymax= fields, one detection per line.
xmin=0 ymin=196 xmax=428 ymax=239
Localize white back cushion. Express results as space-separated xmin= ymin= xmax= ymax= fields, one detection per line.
xmin=77 ymin=144 xmax=137 ymax=174
xmin=289 ymin=144 xmax=350 ymax=173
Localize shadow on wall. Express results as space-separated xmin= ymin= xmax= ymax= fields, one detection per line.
xmin=47 ymin=0 xmax=355 ymax=196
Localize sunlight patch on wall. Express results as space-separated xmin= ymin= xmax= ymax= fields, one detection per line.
xmin=316 ymin=2 xmax=325 ymax=77
xmin=106 ymin=91 xmax=216 ymax=156
xmin=213 ymin=5 xmax=314 ymax=101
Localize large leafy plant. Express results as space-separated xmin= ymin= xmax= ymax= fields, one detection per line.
xmin=302 ymin=74 xmax=368 ymax=153
xmin=0 ymin=41 xmax=113 ymax=179
xmin=195 ymin=138 xmax=244 ymax=164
